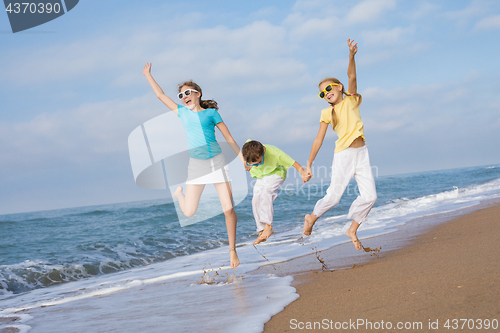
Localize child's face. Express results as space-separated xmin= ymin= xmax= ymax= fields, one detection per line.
xmin=179 ymin=85 xmax=200 ymax=110
xmin=246 ymin=148 xmax=265 ymax=166
xmin=319 ymin=81 xmax=343 ymax=105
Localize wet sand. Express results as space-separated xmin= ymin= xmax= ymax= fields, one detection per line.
xmin=262 ymin=203 xmax=500 ymax=332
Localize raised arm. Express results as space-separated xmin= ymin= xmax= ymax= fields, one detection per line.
xmin=347 ymin=39 xmax=358 ymax=95
xmin=216 ymin=122 xmax=248 ymax=168
xmin=142 ymin=63 xmax=178 ymax=113
xmin=305 ymin=122 xmax=329 ymax=179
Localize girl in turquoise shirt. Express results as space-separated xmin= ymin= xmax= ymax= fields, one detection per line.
xmin=142 ymin=63 xmax=246 ymax=269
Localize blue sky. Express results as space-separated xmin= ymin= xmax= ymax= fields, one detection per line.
xmin=1 ymin=0 xmax=499 ymax=214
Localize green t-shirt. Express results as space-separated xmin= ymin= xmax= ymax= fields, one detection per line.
xmin=248 ymin=143 xmax=295 ymax=180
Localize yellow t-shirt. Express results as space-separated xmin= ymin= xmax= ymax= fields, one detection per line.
xmin=319 ymin=94 xmax=365 ymax=153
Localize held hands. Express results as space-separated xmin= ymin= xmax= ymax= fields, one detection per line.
xmin=347 ymin=39 xmax=358 ymax=56
xmin=301 ymin=167 xmax=313 ymax=183
xmin=141 ymin=62 xmax=152 ymax=77
xmin=245 ymin=164 xmax=252 ymax=171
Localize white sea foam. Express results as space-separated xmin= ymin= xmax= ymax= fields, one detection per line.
xmin=0 ymin=313 xmax=33 ymax=333
xmin=1 ymin=177 xmax=499 ymax=332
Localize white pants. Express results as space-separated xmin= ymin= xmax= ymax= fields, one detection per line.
xmin=252 ymin=174 xmax=285 ymax=232
xmin=313 ymin=145 xmax=377 ymax=224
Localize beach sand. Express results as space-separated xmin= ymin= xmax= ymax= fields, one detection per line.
xmin=262 ymin=203 xmax=500 ymax=332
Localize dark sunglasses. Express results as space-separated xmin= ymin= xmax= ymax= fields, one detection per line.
xmin=318 ymin=83 xmax=339 ymax=99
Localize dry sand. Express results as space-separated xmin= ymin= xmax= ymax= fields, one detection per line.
xmin=262 ymin=204 xmax=500 ymax=332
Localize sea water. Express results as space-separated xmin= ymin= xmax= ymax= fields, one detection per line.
xmin=1 ymin=164 xmax=500 ymax=332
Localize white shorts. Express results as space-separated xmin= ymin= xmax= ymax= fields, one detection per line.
xmin=186 ymin=153 xmax=231 ymax=185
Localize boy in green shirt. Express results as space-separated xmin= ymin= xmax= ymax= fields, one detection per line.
xmin=242 ymin=140 xmax=309 ymax=245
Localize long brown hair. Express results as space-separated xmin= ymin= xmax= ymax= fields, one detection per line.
xmin=319 ymin=77 xmax=362 ymax=130
xmin=178 ymin=81 xmax=219 ymax=110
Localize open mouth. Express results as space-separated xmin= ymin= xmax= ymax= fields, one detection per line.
xmin=184 ymin=98 xmax=196 ymax=109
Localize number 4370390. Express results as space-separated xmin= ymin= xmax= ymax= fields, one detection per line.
xmin=444 ymin=318 xmax=498 ymax=330
xmin=5 ymin=2 xmax=61 ymax=14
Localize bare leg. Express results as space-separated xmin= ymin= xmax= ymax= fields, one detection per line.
xmin=303 ymin=213 xmax=319 ymax=236
xmin=173 ymin=184 xmax=205 ymax=217
xmin=173 ymin=186 xmax=183 ymax=200
xmin=346 ymin=220 xmax=362 ymax=251
xmin=253 ymin=223 xmax=273 ymax=245
xmin=214 ymin=182 xmax=239 ymax=268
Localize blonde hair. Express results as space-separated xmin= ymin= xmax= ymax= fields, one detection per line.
xmin=319 ymin=77 xmax=362 ymax=131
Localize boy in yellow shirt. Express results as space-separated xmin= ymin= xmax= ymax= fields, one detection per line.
xmin=242 ymin=140 xmax=309 ymax=245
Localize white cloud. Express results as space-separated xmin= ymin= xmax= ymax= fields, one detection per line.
xmin=344 ymin=0 xmax=396 ymax=25
xmin=284 ymin=0 xmax=396 ymax=41
xmin=291 ymin=0 xmax=324 ymax=12
xmin=475 ymin=14 xmax=500 ymax=30
xmin=1 ymin=38 xmax=112 ymax=85
xmin=361 ymin=26 xmax=416 ymax=45
xmin=0 ymin=94 xmax=162 ymax=173
xmin=250 ymin=6 xmax=279 ymax=20
xmin=1 ymin=19 xmax=304 ymax=92
xmin=443 ymin=0 xmax=493 ymax=27
xmin=243 ymin=103 xmax=321 ymax=145
xmin=0 ymin=31 xmax=161 ymax=87
xmin=364 ymin=119 xmax=406 ymax=131
xmin=408 ymin=2 xmax=441 ymax=20
xmin=359 ymin=71 xmax=500 ymax=138
xmin=286 ymin=16 xmax=340 ymax=41
xmin=149 ymin=21 xmax=309 ymax=94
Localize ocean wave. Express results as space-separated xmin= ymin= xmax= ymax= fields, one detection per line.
xmin=24 ymin=217 xmax=50 ymax=222
xmin=0 ymin=257 xmax=160 ymax=297
xmin=68 ymin=210 xmax=112 ymax=217
xmin=376 ymin=179 xmax=498 ymax=216
xmin=2 ymin=170 xmax=499 ymax=300
xmin=0 ymin=220 xmax=16 ymax=226
xmin=320 ymin=177 xmax=500 ymax=232
xmin=146 ymin=202 xmax=175 ymax=209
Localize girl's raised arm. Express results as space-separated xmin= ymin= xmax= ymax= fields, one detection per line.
xmin=142 ymin=63 xmax=178 ymax=113
xmin=347 ymin=39 xmax=358 ymax=95
xmin=305 ymin=122 xmax=329 ymax=179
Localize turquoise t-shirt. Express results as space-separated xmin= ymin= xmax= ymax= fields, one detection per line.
xmin=177 ymin=105 xmax=223 ymax=159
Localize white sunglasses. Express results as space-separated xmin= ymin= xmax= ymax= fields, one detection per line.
xmin=178 ymin=89 xmax=198 ymax=100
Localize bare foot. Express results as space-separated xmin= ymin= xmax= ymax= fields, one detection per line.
xmin=303 ymin=214 xmax=316 ymax=236
xmin=253 ymin=225 xmax=273 ymax=245
xmin=173 ymin=186 xmax=183 ymax=200
xmin=253 ymin=237 xmax=266 ymax=245
xmin=346 ymin=229 xmax=362 ymax=251
xmin=253 ymin=231 xmax=266 ymax=245
xmin=229 ymin=248 xmax=239 ymax=268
